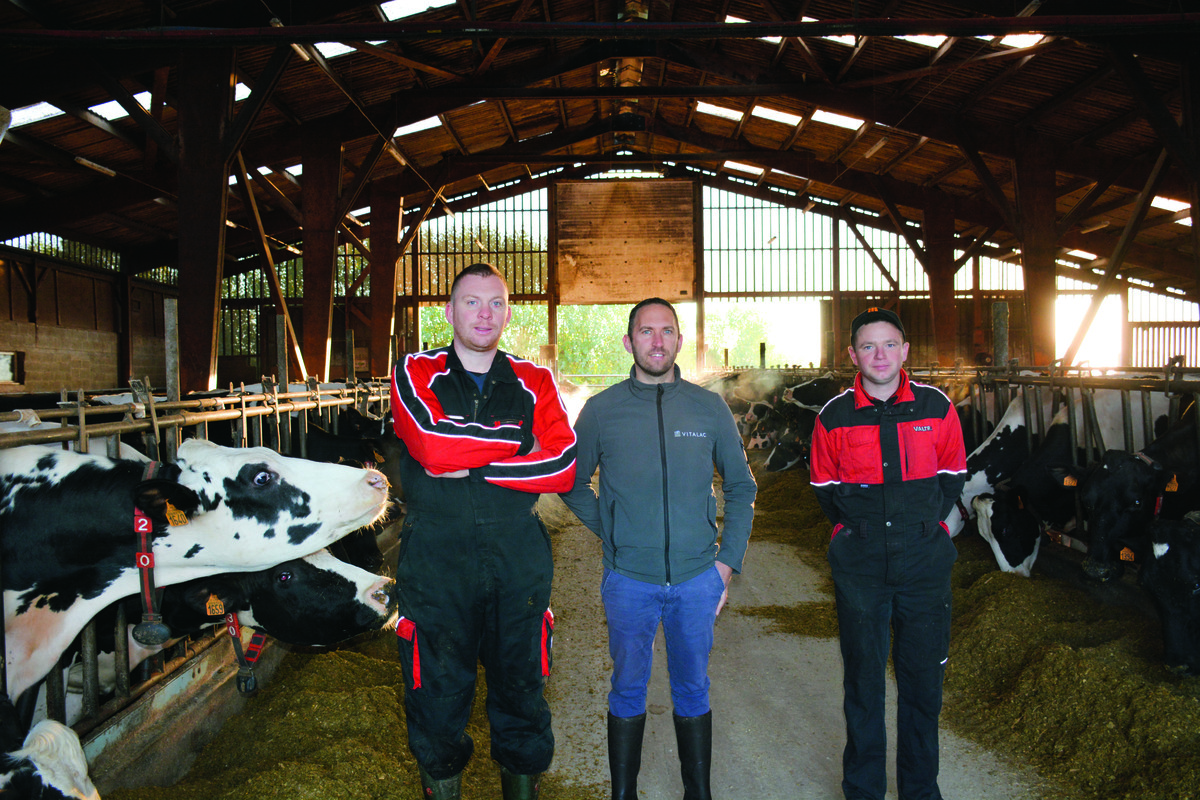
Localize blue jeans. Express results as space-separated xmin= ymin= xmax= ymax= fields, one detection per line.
xmin=600 ymin=566 xmax=725 ymax=718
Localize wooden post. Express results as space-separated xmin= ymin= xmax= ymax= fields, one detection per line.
xmin=1015 ymin=130 xmax=1059 ymax=366
xmin=368 ymin=176 xmax=402 ymax=377
xmin=175 ymin=48 xmax=233 ymax=392
xmin=924 ymin=199 xmax=958 ymax=366
xmin=300 ymin=126 xmax=342 ymax=381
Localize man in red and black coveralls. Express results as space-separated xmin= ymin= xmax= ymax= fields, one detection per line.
xmin=390 ymin=263 xmax=577 ymax=800
xmin=809 ymin=308 xmax=967 ymax=800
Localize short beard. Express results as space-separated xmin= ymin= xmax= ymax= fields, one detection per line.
xmin=634 ymin=352 xmax=675 ymax=378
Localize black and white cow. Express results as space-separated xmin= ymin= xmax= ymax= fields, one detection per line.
xmin=33 ymin=547 xmax=397 ymax=727
xmin=943 ymin=388 xmax=1058 ymax=538
xmin=0 ymin=438 xmax=390 ymax=700
xmin=761 ymin=375 xmax=847 ymax=470
xmin=1141 ymin=512 xmax=1200 ymax=675
xmin=0 ymin=695 xmax=97 ymax=800
xmin=1078 ymin=409 xmax=1200 ymax=582
xmin=972 ymin=389 xmax=1168 ymax=577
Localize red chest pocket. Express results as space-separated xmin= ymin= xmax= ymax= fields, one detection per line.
xmin=838 ymin=427 xmax=883 ymax=484
xmin=900 ymin=421 xmax=939 ymax=479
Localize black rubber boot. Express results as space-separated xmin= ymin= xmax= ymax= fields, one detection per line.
xmin=500 ymin=765 xmax=541 ymax=800
xmin=417 ymin=765 xmax=462 ymax=800
xmin=673 ymin=711 xmax=713 ymax=800
xmin=608 ymin=711 xmax=647 ymax=799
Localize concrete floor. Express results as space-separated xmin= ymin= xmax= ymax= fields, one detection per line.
xmin=543 ymin=497 xmax=1051 ymax=800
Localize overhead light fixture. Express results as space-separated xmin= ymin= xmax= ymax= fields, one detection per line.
xmin=863 ymin=137 xmax=888 ymax=159
xmin=385 ymin=141 xmax=408 ymax=167
xmin=270 ymin=18 xmax=312 ymax=62
xmin=74 ymin=156 xmax=116 ymax=177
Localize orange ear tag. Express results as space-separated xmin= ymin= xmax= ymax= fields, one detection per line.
xmin=1165 ymin=476 xmax=1179 ymax=492
xmin=1119 ymin=547 xmax=1135 ymax=562
xmin=1062 ymin=475 xmax=1078 ymax=487
xmin=206 ymin=594 xmax=225 ymax=616
xmin=165 ymin=500 xmax=189 ymax=527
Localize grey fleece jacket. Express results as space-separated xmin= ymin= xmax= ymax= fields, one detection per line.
xmin=560 ymin=366 xmax=757 ymax=585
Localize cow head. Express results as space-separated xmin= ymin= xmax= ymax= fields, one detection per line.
xmin=166 ymin=438 xmax=390 ymax=575
xmin=1140 ymin=518 xmax=1200 ymax=676
xmin=972 ymin=489 xmax=1041 ymax=577
xmin=1079 ymin=450 xmax=1175 ymax=582
xmin=169 ymin=549 xmax=395 ymax=647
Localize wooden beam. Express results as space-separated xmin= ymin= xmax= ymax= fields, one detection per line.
xmin=300 ymin=128 xmax=342 ymax=381
xmin=367 ymin=176 xmax=403 ymax=377
xmin=1062 ymin=148 xmax=1170 ymax=366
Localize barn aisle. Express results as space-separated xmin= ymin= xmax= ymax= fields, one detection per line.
xmin=541 ymin=492 xmax=1049 ymax=800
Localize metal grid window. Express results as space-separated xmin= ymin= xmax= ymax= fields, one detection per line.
xmin=1 ymin=232 xmax=121 ymax=272
xmin=703 ymin=186 xmax=832 ymax=295
xmin=417 ymin=190 xmax=548 ymax=298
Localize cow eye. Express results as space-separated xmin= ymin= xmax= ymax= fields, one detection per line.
xmin=276 ymin=570 xmax=293 ymax=584
xmin=253 ymin=470 xmax=275 ymax=487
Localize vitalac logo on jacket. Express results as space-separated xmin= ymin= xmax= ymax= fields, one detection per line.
xmin=912 ymin=425 xmax=932 ymax=432
xmin=675 ymin=430 xmax=708 ymax=438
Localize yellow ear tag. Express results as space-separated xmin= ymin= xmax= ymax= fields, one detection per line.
xmin=373 ymin=449 xmax=386 ymax=464
xmin=1062 ymin=475 xmax=1078 ymax=487
xmin=1017 ymin=496 xmax=1024 ymax=510
xmin=206 ymin=594 xmax=225 ymax=616
xmin=1165 ymin=476 xmax=1179 ymax=492
xmin=1119 ymin=547 xmax=1135 ymax=562
xmin=164 ymin=500 xmax=189 ymax=527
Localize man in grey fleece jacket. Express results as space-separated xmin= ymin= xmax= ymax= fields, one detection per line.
xmin=560 ymin=297 xmax=756 ymax=800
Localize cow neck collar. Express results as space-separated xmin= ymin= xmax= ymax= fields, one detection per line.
xmin=131 ymin=461 xmax=172 ymax=647
xmin=225 ymin=613 xmax=268 ymax=697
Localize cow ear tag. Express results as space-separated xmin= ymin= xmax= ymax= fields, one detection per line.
xmin=164 ymin=500 xmax=189 ymax=527
xmin=1119 ymin=547 xmax=1136 ymax=562
xmin=206 ymin=594 xmax=225 ymax=616
xmin=1062 ymin=475 xmax=1078 ymax=487
xmin=1165 ymin=475 xmax=1179 ymax=492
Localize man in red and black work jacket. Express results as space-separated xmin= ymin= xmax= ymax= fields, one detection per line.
xmin=809 ymin=308 xmax=967 ymax=800
xmin=390 ymin=262 xmax=576 ymax=800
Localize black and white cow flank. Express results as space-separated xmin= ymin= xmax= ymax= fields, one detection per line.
xmin=1141 ymin=512 xmax=1200 ymax=675
xmin=0 ymin=695 xmax=97 ymax=800
xmin=943 ymin=389 xmax=1058 ymax=538
xmin=0 ymin=438 xmax=390 ymax=700
xmin=972 ymin=389 xmax=1168 ymax=577
xmin=1078 ymin=409 xmax=1200 ymax=582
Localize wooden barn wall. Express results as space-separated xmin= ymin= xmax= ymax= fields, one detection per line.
xmin=822 ymin=292 xmax=1031 ymax=370
xmin=0 ymin=254 xmax=172 ymax=393
xmin=555 ymin=179 xmax=696 ymax=305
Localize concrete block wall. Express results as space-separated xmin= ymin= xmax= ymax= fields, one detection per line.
xmin=0 ymin=321 xmax=166 ymax=394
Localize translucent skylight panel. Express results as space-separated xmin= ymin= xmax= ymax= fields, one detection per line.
xmin=724 ymin=15 xmax=781 ymax=44
xmin=752 ymin=105 xmax=803 ymax=126
xmin=381 ymin=0 xmax=454 ymax=20
xmin=696 ymin=102 xmax=743 ymax=122
xmin=896 ymin=34 xmax=946 ymax=48
xmin=1068 ymin=249 xmax=1097 ymax=260
xmin=1152 ymin=196 xmax=1189 ymax=213
xmin=812 ymin=109 xmax=863 ymax=130
xmin=394 ymin=116 xmax=442 ymax=136
xmin=724 ymin=161 xmax=763 ymax=176
xmin=235 ymin=83 xmax=252 ymax=102
xmin=88 ymin=92 xmax=153 ymax=122
xmin=803 ymin=17 xmax=855 ymax=46
xmin=977 ymin=34 xmax=1045 ymax=48
xmin=314 ymin=42 xmax=356 ymax=59
xmin=10 ymin=102 xmax=64 ymax=127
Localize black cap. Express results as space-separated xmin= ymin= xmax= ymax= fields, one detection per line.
xmin=850 ymin=307 xmax=905 ymax=342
